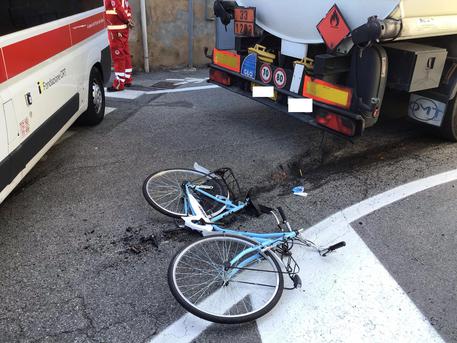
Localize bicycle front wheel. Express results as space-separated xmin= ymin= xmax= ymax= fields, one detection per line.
xmin=168 ymin=234 xmax=284 ymax=324
xmin=143 ymin=168 xmax=229 ymax=218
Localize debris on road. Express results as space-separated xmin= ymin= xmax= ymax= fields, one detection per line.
xmin=292 ymin=186 xmax=308 ymax=197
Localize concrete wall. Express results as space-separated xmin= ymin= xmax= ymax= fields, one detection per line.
xmin=128 ymin=0 xmax=216 ymax=70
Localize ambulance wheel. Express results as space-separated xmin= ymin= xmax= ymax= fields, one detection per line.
xmin=77 ymin=67 xmax=105 ymax=126
xmin=440 ymin=97 xmax=457 ymax=142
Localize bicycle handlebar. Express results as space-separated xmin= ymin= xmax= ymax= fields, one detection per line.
xmin=328 ymin=241 xmax=346 ymax=251
xmin=321 ymin=241 xmax=347 ymax=256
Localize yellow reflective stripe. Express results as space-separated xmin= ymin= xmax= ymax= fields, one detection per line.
xmin=107 ymin=24 xmax=128 ymax=30
xmin=105 ymin=10 xmax=117 ymax=15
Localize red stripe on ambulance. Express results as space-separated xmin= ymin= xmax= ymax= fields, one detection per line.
xmin=0 ymin=12 xmax=106 ymax=84
xmin=70 ymin=13 xmax=106 ymax=45
xmin=0 ymin=50 xmax=7 ymax=83
xmin=3 ymin=26 xmax=72 ymax=80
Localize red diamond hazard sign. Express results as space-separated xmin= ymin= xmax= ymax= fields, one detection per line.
xmin=316 ymin=5 xmax=351 ymax=50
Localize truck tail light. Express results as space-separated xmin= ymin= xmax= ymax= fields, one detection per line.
xmin=316 ymin=112 xmax=356 ymax=136
xmin=210 ymin=69 xmax=232 ymax=86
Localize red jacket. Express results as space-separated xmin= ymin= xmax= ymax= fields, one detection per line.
xmin=104 ymin=0 xmax=129 ymax=31
xmin=124 ymin=0 xmax=132 ymax=19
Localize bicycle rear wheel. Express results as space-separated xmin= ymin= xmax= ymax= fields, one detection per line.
xmin=143 ymin=168 xmax=229 ymax=218
xmin=168 ymin=234 xmax=284 ymax=324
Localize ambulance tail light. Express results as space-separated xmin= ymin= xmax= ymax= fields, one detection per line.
xmin=316 ymin=112 xmax=356 ymax=136
xmin=210 ymin=69 xmax=232 ymax=86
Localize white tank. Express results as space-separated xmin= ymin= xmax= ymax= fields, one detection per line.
xmin=236 ymin=0 xmax=457 ymax=44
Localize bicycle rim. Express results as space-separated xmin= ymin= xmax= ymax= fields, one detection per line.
xmin=143 ymin=169 xmax=229 ymax=218
xmin=168 ymin=234 xmax=284 ymax=324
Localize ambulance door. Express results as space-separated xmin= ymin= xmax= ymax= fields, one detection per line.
xmin=0 ymin=94 xmax=12 ymax=193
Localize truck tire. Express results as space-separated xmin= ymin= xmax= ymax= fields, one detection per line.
xmin=440 ymin=97 xmax=457 ymax=142
xmin=77 ymin=67 xmax=105 ymax=126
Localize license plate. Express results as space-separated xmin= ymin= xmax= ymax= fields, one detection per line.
xmin=251 ymin=83 xmax=277 ymax=101
xmin=408 ymin=94 xmax=447 ymax=127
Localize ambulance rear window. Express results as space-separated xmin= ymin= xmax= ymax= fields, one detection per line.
xmin=0 ymin=0 xmax=102 ymax=37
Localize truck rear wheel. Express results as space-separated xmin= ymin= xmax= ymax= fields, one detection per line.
xmin=77 ymin=67 xmax=105 ymax=126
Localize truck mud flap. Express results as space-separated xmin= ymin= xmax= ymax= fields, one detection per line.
xmin=349 ymin=45 xmax=388 ymax=128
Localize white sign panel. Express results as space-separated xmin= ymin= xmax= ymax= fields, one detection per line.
xmin=290 ymin=63 xmax=305 ymax=94
xmin=408 ymin=94 xmax=447 ymax=127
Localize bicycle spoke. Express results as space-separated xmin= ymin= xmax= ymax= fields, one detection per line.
xmin=145 ymin=169 xmax=229 ymax=217
xmin=170 ymin=235 xmax=283 ymax=322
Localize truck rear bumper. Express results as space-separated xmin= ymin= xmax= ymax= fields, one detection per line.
xmin=208 ymin=64 xmax=366 ymax=138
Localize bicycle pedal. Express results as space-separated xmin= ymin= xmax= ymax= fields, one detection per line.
xmin=292 ymin=274 xmax=302 ymax=289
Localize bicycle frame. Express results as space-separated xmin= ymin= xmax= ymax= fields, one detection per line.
xmin=213 ymin=225 xmax=297 ymax=278
xmin=185 ymin=183 xmax=248 ymax=222
xmin=184 ymin=183 xmax=301 ymax=279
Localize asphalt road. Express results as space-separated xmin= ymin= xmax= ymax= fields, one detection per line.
xmin=1 ymin=68 xmax=457 ymax=343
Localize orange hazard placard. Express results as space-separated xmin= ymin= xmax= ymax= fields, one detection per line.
xmin=235 ymin=22 xmax=255 ymax=36
xmin=234 ymin=8 xmax=255 ymax=22
xmin=316 ymin=5 xmax=350 ymax=50
xmin=234 ymin=7 xmax=256 ymax=37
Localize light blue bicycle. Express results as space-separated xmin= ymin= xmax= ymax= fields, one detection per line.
xmin=143 ymin=167 xmax=254 ymax=223
xmin=143 ymin=167 xmax=345 ymax=324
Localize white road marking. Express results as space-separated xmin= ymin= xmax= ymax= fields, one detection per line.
xmin=151 ymin=169 xmax=457 ymax=343
xmin=105 ymin=107 xmax=116 ymax=116
xmin=166 ymin=77 xmax=209 ymax=86
xmin=145 ymin=85 xmax=219 ymax=95
xmin=104 ymin=85 xmax=219 ymax=99
xmin=105 ymin=89 xmax=145 ymax=100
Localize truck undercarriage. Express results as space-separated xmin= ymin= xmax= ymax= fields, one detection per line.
xmin=209 ymin=1 xmax=457 ymax=141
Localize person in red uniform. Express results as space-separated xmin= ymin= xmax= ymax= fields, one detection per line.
xmin=104 ymin=0 xmax=132 ymax=92
xmin=124 ymin=0 xmax=134 ymax=87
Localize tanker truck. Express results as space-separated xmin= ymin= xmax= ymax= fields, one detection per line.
xmin=208 ymin=0 xmax=457 ymax=140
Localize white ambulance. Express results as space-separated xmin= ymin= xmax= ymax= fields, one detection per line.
xmin=0 ymin=1 xmax=111 ymax=204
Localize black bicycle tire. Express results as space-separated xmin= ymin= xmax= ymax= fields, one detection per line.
xmin=168 ymin=234 xmax=284 ymax=324
xmin=143 ymin=168 xmax=229 ymax=219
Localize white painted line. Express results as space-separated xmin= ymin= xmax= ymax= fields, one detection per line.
xmin=151 ymin=169 xmax=457 ymax=343
xmin=252 ymin=86 xmax=274 ymax=98
xmin=257 ymin=228 xmax=443 ymax=343
xmin=166 ymin=77 xmax=209 ymax=86
xmin=104 ymin=85 xmax=219 ymax=99
xmin=105 ymin=107 xmax=116 ymax=116
xmin=145 ymin=85 xmax=219 ymax=95
xmin=104 ymin=89 xmax=145 ymax=100
xmin=288 ymin=97 xmax=313 ymax=113
xmin=309 ymin=168 xmax=457 ymax=234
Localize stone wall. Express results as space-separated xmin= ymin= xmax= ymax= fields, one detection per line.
xmin=127 ymin=0 xmax=215 ymax=70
